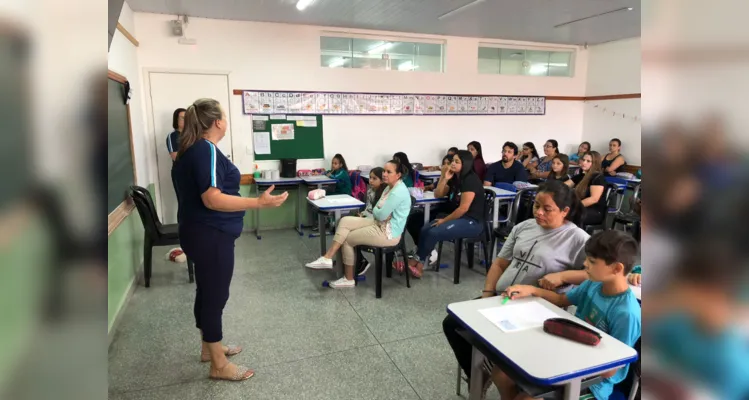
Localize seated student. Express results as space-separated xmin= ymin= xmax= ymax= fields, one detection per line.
xmin=569 ymin=141 xmax=591 ymax=165
xmin=546 ymin=153 xmax=571 ymax=183
xmin=404 ymin=150 xmax=486 ymax=278
xmin=305 ymin=160 xmax=412 ymax=288
xmin=467 ymin=141 xmax=487 ymax=182
xmin=442 ymin=180 xmax=589 ymax=384
xmin=326 ymin=153 xmax=352 ymax=195
xmin=425 ymin=155 xmax=451 ymax=191
xmin=567 ymin=151 xmax=607 ymax=226
xmin=393 ymin=152 xmax=416 ymax=187
xmin=602 ymin=138 xmax=627 ymax=176
xmin=495 ymin=230 xmax=641 ymax=400
xmin=529 ymin=139 xmax=559 ymax=180
xmin=447 ymin=147 xmax=459 ymax=157
xmin=353 ymin=167 xmax=385 ymax=276
xmin=483 ymin=141 xmax=529 ymax=186
xmin=519 ymin=142 xmax=540 ymax=171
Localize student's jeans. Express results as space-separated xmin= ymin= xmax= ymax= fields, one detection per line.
xmin=415 ymin=217 xmax=483 ymax=262
xmin=405 ymin=204 xmax=451 ymax=245
xmin=180 ymin=223 xmax=236 ymax=343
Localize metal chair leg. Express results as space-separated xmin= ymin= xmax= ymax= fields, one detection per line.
xmin=456 ymin=363 xmax=462 ymax=396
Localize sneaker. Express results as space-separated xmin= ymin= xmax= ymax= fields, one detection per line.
xmin=328 ymin=277 xmax=355 ymax=288
xmin=305 ymin=256 xmax=333 ymax=270
xmin=357 ymin=260 xmax=371 ymax=276
xmin=429 ymin=249 xmax=438 ymax=265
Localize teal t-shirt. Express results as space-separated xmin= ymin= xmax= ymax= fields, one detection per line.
xmin=566 ymin=280 xmax=641 ymax=400
xmin=403 ymin=171 xmax=414 ymax=188
xmin=328 ymin=169 xmax=352 ymax=195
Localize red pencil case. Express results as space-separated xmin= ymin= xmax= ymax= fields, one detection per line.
xmin=543 ymin=318 xmax=601 ymax=346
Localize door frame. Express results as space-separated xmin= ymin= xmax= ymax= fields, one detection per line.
xmin=142 ymin=68 xmax=234 ymax=220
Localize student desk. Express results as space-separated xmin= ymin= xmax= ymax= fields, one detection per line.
xmin=254 ymin=177 xmax=303 ymax=239
xmin=419 ymin=170 xmax=442 ymax=185
xmin=307 ymin=194 xmax=365 ymax=257
xmin=415 ymin=191 xmax=448 ymax=224
xmin=483 ymin=186 xmax=518 ymax=229
xmin=447 ymin=296 xmax=638 ymax=400
xmin=301 ymin=175 xmax=338 ymax=231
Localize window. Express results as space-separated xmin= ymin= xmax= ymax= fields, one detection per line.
xmin=478 ymin=46 xmax=574 ymax=77
xmin=320 ymin=36 xmax=444 ymax=72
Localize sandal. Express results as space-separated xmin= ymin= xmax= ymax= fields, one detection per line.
xmin=200 ymin=344 xmax=243 ymax=362
xmin=209 ymin=362 xmax=255 ymax=382
xmin=408 ymin=263 xmax=423 ymax=279
xmin=392 ymin=260 xmax=405 ymax=273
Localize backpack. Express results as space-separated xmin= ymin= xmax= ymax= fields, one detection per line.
xmin=412 ymin=170 xmax=424 ymax=189
xmin=349 ymin=171 xmax=367 ymax=202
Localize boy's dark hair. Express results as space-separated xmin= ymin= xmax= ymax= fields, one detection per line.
xmin=503 ymin=141 xmax=519 ymax=156
xmin=585 ymin=230 xmax=639 ymax=274
xmin=172 ymin=107 xmax=186 ymax=131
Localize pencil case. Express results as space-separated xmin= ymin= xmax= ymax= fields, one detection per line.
xmin=308 ymin=189 xmax=326 ymax=200
xmin=543 ymin=318 xmax=601 ymax=346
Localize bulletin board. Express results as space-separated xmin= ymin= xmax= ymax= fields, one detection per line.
xmin=252 ymin=114 xmax=325 ymax=160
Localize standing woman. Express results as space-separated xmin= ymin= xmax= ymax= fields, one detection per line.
xmin=467 ymin=141 xmax=487 ymax=182
xmin=529 ymin=139 xmax=559 ymax=180
xmin=166 ymin=108 xmax=186 ymax=161
xmin=172 ymin=98 xmax=288 ymax=381
xmin=393 ymin=152 xmax=415 ymax=187
xmin=602 ymin=138 xmax=627 ymax=176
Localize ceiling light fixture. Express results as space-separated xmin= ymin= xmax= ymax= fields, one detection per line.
xmin=438 ymin=0 xmax=486 ymax=20
xmin=554 ymin=7 xmax=633 ymax=28
xmin=296 ymin=0 xmax=315 ymax=11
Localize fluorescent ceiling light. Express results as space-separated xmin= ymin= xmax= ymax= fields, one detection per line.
xmin=328 ymin=58 xmax=346 ymax=68
xmin=296 ymin=0 xmax=315 ymax=11
xmin=438 ymin=0 xmax=486 ymax=20
xmin=555 ymin=7 xmax=632 ymax=28
xmin=398 ymin=61 xmax=417 ymax=71
xmin=367 ymin=42 xmax=392 ymax=53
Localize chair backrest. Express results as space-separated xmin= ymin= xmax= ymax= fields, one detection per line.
xmin=349 ymin=171 xmax=367 ymax=201
xmin=129 ymin=185 xmax=162 ymax=238
xmin=481 ymin=188 xmax=496 ymax=239
xmin=605 ymin=176 xmax=628 ymax=190
xmin=493 ymin=182 xmax=517 ymax=192
xmin=510 ymin=187 xmax=539 ymax=226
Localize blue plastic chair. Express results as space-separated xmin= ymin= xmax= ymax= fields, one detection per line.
xmin=493 ymin=182 xmax=517 ymax=192
xmin=605 ymin=176 xmax=628 ymax=213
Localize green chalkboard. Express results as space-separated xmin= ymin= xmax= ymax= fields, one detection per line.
xmin=107 ymin=78 xmax=135 ymax=214
xmin=254 ymin=115 xmax=324 ymax=160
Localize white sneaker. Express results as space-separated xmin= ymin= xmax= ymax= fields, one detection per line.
xmin=429 ymin=249 xmax=438 ymax=265
xmin=305 ymin=256 xmax=333 ymax=270
xmin=328 ymin=277 xmax=355 ymax=288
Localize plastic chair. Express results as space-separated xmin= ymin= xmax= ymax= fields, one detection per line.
xmin=493 ymin=182 xmax=517 ymax=192
xmin=435 ymin=189 xmax=496 ymax=284
xmin=582 ymin=183 xmax=617 ymax=234
xmin=611 ymin=184 xmax=641 ymax=233
xmin=605 ymin=176 xmax=629 ymax=213
xmin=129 ymin=186 xmax=194 ymax=287
xmin=491 ymin=187 xmax=539 ymax=255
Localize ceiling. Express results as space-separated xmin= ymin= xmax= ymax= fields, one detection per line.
xmin=127 ymin=0 xmax=641 ymax=45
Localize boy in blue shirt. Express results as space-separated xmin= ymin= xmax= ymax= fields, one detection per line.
xmin=497 ymin=230 xmax=641 ymax=400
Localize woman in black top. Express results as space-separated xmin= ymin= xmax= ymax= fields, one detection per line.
xmin=601 ymin=138 xmax=627 ymax=176
xmin=567 ymin=151 xmax=607 ymax=225
xmin=172 ymin=98 xmax=288 ymax=381
xmin=406 ymin=150 xmax=485 ymax=277
xmin=547 ymin=153 xmax=571 ymax=183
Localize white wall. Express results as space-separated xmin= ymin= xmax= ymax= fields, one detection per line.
xmin=133 ymin=14 xmax=590 ymax=175
xmin=582 ymin=38 xmax=641 ymax=165
xmin=108 ymin=1 xmax=150 ymax=185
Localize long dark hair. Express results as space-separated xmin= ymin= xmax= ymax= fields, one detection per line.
xmin=537 ymin=180 xmax=584 ymax=226
xmin=332 ymin=153 xmax=348 ymax=172
xmin=467 ymin=141 xmax=484 ymax=160
xmin=393 ymin=152 xmax=413 ymax=175
xmin=523 ymin=142 xmax=540 ymax=160
xmin=545 ymin=139 xmax=559 ymax=156
xmin=549 ymin=154 xmax=570 ymax=180
xmin=369 ymin=167 xmax=385 ymax=204
xmin=179 ymin=99 xmax=223 ymax=159
xmin=172 ymin=107 xmax=186 ymax=131
xmin=454 ymin=150 xmax=476 ymax=179
xmin=578 ymin=141 xmax=591 ymax=156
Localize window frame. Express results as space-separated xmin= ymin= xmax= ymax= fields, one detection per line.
xmin=320 ymin=32 xmax=445 ymax=73
xmin=477 ymin=42 xmax=577 ymax=77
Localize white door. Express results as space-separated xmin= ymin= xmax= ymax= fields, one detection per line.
xmin=149 ymin=72 xmax=234 ymax=224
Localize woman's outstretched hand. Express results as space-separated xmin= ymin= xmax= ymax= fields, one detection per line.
xmin=259 ymin=185 xmax=289 ymax=208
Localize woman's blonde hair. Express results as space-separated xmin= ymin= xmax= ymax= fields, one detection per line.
xmin=575 ymin=151 xmax=603 ymax=199
xmin=178 ymin=98 xmax=223 ymax=159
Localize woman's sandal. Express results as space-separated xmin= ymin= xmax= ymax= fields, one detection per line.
xmin=407 ymin=259 xmax=423 ymax=279
xmin=209 ymin=362 xmax=255 ymax=382
xmin=200 ymin=345 xmax=243 ymax=362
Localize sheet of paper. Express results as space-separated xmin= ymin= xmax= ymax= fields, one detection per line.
xmin=253 ymin=131 xmax=271 ymax=155
xmin=252 ymin=115 xmax=269 ymax=121
xmin=271 ymin=123 xmax=295 ymax=140
xmin=252 ymin=120 xmax=267 ymax=131
xmin=296 ymin=119 xmax=317 ymax=127
xmin=270 ymin=114 xmax=286 ymax=120
xmin=479 ymin=302 xmax=558 ymax=333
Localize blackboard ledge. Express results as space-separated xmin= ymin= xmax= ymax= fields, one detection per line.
xmin=108 ymin=199 xmax=135 ymax=237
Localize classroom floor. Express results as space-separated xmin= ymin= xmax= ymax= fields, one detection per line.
xmin=108 ymin=229 xmax=501 ymax=400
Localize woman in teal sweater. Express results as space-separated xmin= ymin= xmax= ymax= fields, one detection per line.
xmin=327 ymin=153 xmax=352 ymax=195
xmin=305 ymin=158 xmax=412 ymax=288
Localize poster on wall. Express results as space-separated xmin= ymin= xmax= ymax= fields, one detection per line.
xmin=241 ymin=91 xmax=545 ymax=116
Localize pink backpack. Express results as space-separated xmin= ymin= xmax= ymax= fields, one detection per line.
xmin=349 ymin=171 xmax=367 ymax=202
